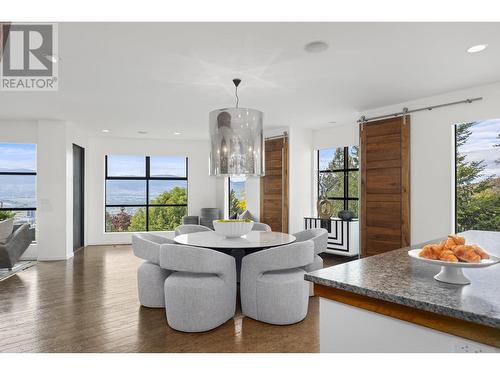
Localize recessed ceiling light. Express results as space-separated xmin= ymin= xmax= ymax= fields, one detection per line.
xmin=137 ymin=130 xmax=148 ymax=134
xmin=102 ymin=129 xmax=109 ymax=133
xmin=173 ymin=132 xmax=181 ymax=135
xmin=304 ymin=41 xmax=329 ymax=53
xmin=467 ymin=44 xmax=488 ymax=53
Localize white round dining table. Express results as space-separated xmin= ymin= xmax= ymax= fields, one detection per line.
xmin=174 ymin=230 xmax=296 ymax=250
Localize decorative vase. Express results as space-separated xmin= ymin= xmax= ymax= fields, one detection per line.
xmin=338 ymin=210 xmax=355 ymax=221
xmin=317 ymin=196 xmax=333 ymax=219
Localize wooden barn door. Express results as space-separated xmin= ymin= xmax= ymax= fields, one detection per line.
xmin=360 ymin=116 xmax=410 ymax=257
xmin=260 ymin=136 xmax=289 ymax=232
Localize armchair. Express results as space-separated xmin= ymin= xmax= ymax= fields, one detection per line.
xmin=293 ymin=228 xmax=328 ymax=295
xmin=132 ymin=233 xmax=175 ymax=308
xmin=160 ymin=244 xmax=236 ymax=332
xmin=240 ymin=240 xmax=314 ymax=325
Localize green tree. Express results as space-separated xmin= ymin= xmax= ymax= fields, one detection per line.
xmin=320 ymin=147 xmax=345 ymax=198
xmin=456 ymin=123 xmax=499 ymax=232
xmin=319 ymin=146 xmax=359 ymax=217
xmin=106 ymin=208 xmax=132 ymax=232
xmin=229 ymin=189 xmax=243 ymax=218
xmin=129 ymin=187 xmax=187 ymax=231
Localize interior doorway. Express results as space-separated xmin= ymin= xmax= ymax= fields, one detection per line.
xmin=73 ymin=144 xmax=85 ymax=252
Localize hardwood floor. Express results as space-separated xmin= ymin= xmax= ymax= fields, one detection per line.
xmin=0 ymin=245 xmax=352 ymax=353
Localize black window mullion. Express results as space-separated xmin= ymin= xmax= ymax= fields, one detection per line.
xmin=317 ymin=151 xmax=320 ymax=199
xmin=317 ymin=146 xmax=359 ymax=216
xmin=105 ymin=154 xmax=188 ymax=232
xmin=145 ymin=156 xmax=150 ymax=231
xmin=0 ymin=172 xmax=36 ymax=176
xmin=344 ymin=147 xmax=348 ymax=210
xmin=0 ymin=207 xmax=37 ymax=211
xmin=0 ymin=170 xmax=37 ymax=212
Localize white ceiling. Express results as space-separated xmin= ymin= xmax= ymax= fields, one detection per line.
xmin=1 ymin=22 xmax=500 ymax=139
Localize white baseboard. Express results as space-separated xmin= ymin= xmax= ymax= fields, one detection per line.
xmin=37 ymin=252 xmax=74 ymax=261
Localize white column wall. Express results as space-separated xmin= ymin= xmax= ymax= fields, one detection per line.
xmin=36 ymin=120 xmax=74 ymax=260
xmin=245 ymin=177 xmax=261 ymax=221
xmin=288 ymin=127 xmax=313 ymax=234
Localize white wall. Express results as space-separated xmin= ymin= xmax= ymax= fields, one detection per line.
xmin=312 ymin=81 xmax=500 ymax=244
xmin=288 ymin=127 xmax=313 ymax=234
xmin=86 ymin=136 xmax=217 ymax=245
xmin=245 ymin=177 xmax=261 ymax=220
xmin=37 ymin=120 xmax=73 ymax=260
xmin=312 ymin=123 xmax=359 ymax=151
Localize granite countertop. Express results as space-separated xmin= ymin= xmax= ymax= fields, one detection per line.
xmin=305 ymin=230 xmax=500 ymax=328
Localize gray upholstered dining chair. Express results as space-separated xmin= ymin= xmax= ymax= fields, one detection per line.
xmin=252 ymin=222 xmax=271 ymax=232
xmin=132 ymin=233 xmax=175 ymax=308
xmin=160 ymin=244 xmax=236 ymax=332
xmin=293 ymin=228 xmax=328 ymax=296
xmin=174 ymin=224 xmax=212 ymax=236
xmin=240 ymin=240 xmax=314 ymax=325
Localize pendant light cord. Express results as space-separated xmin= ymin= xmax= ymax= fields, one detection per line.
xmin=233 ymin=78 xmax=241 ymax=108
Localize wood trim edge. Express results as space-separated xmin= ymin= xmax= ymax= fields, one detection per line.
xmin=360 ymin=122 xmax=367 ymax=257
xmin=401 ymin=115 xmax=411 ymax=246
xmin=314 ymin=284 xmax=500 ymax=348
xmin=0 ymin=23 xmax=11 ymax=62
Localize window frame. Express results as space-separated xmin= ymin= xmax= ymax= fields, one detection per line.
xmin=0 ymin=144 xmax=37 ymax=219
xmin=317 ymin=146 xmax=359 ymax=215
xmin=104 ymin=155 xmax=188 ymax=232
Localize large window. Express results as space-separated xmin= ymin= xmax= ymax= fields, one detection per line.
xmin=0 ymin=143 xmax=37 ymax=227
xmin=228 ymin=177 xmax=246 ymax=218
xmin=105 ymin=155 xmax=188 ymax=232
xmin=317 ymin=146 xmax=359 ymax=218
xmin=455 ymin=120 xmax=499 ymax=232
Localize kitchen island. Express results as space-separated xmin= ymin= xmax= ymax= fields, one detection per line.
xmin=305 ymin=230 xmax=500 ymax=352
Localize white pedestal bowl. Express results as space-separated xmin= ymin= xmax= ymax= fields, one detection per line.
xmin=213 ymin=220 xmax=254 ymax=238
xmin=408 ymin=248 xmax=500 ymax=285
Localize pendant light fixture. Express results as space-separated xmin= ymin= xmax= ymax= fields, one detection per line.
xmin=209 ymin=78 xmax=264 ymax=177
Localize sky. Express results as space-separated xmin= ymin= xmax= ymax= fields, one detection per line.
xmin=458 ymin=119 xmax=500 ymax=179
xmin=107 ymin=155 xmax=187 ymax=177
xmin=230 ymin=177 xmax=245 ymax=199
xmin=0 ymin=143 xmax=36 ymax=172
xmin=318 ymin=146 xmax=358 ymax=170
